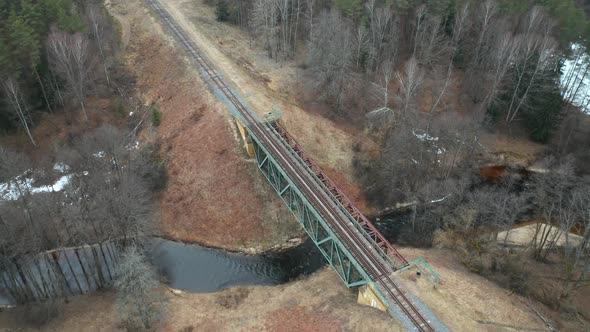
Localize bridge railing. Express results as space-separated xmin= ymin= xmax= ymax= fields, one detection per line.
xmin=263 ymin=120 xmax=407 ymax=271
xmin=401 ymin=257 xmax=443 ymax=285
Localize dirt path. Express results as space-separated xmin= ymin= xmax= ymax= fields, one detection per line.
xmin=105 ymin=0 xmax=130 ymax=49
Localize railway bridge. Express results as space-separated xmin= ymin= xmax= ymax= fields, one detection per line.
xmin=146 ymin=1 xmax=448 ymax=330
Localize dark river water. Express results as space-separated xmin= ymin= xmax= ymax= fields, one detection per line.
xmin=143 ymin=238 xmax=326 ymax=292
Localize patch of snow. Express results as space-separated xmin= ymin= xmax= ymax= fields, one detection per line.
xmin=412 ymin=130 xmax=439 ymax=142
xmin=30 ymin=175 xmax=73 ymax=194
xmin=429 ymin=195 xmax=449 ymax=204
xmin=561 ymin=43 xmax=590 ymax=114
xmin=129 ymin=111 xmax=134 ymax=117
xmin=53 ymin=163 xmax=70 ymax=173
xmin=0 ymin=179 xmax=29 ymax=200
xmin=527 ymin=167 xmax=550 ymax=174
xmin=414 ymin=129 xmax=446 ymax=159
xmin=126 ymin=140 xmax=140 ymax=151
xmin=0 ymin=172 xmax=73 ymax=201
xmin=93 ymin=151 xmax=106 ymax=158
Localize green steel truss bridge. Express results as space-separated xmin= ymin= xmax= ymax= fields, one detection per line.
xmin=146 ymin=1 xmax=446 ymax=331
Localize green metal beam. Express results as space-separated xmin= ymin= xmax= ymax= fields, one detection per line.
xmin=251 ymin=137 xmax=368 ymax=288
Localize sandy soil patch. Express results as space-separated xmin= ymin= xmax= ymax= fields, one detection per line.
xmin=498 ymin=223 xmax=583 ymax=248
xmin=105 ymin=0 xmax=130 ymax=49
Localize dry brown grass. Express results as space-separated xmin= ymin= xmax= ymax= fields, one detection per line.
xmin=108 ymin=0 xmax=301 ymax=252
xmin=409 ymin=235 xmax=590 ymax=331
xmin=397 ymin=247 xmax=547 ymax=332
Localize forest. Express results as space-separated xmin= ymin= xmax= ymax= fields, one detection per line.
xmin=0 ymin=0 xmax=589 ymax=329
xmin=214 ymin=0 xmax=588 ymax=141
xmin=0 ymin=0 xmax=166 ymax=328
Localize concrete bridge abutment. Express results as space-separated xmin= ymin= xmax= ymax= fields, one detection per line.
xmin=357 ymin=283 xmax=388 ymax=312
xmin=234 ymin=117 xmax=255 ymax=157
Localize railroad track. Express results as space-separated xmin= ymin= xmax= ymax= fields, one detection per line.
xmin=145 ymin=1 xmax=435 ymax=330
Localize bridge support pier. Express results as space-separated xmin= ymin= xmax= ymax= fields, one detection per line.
xmin=234 ymin=117 xmax=254 ymax=157
xmin=357 ymin=283 xmax=388 ymax=312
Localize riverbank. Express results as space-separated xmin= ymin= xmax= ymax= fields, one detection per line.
xmin=1 ymin=247 xmax=564 ymax=331
xmin=0 ymin=268 xmax=399 ymax=332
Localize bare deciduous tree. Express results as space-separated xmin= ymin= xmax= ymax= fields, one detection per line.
xmin=395 ymin=57 xmax=423 ymax=119
xmin=530 ymin=157 xmax=577 ymax=259
xmin=478 ymin=32 xmax=521 ymax=118
xmin=250 ymin=0 xmax=301 ymax=59
xmin=48 ymin=29 xmax=94 ymax=121
xmin=308 ymin=10 xmax=353 ymax=111
xmin=367 ymin=57 xmax=422 ymax=128
xmin=365 ymin=0 xmax=399 ymax=72
xmin=561 ymin=187 xmax=590 ymax=297
xmin=303 ymin=0 xmax=317 ymax=41
xmin=354 ymin=24 xmax=368 ymax=68
xmin=504 ymin=8 xmax=557 ymax=123
xmin=87 ymin=5 xmax=111 ymax=86
xmin=1 ymin=78 xmax=36 ymax=145
xmin=115 ymin=244 xmax=166 ymax=330
xmin=413 ymin=11 xmax=447 ymax=67
xmin=464 ymin=0 xmax=498 ymax=103
xmin=429 ymin=3 xmax=471 ymax=114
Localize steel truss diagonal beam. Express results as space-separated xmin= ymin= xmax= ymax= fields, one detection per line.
xmin=254 ymin=140 xmax=366 ymax=288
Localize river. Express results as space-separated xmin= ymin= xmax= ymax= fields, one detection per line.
xmin=0 ymin=238 xmax=326 ymax=306
xmin=148 ymin=238 xmax=325 ymax=293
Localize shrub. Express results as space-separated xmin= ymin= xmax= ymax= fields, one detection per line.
xmin=179 ymin=326 xmax=195 ymax=332
xmin=523 ymin=87 xmax=563 ymax=143
xmin=114 ymin=98 xmax=127 ymax=118
xmin=215 ymin=288 xmax=249 ymax=309
xmin=151 ymin=108 xmax=161 ymax=127
xmin=499 ymin=255 xmax=532 ymax=295
xmin=215 ymin=1 xmax=230 ymax=21
xmin=115 ymin=244 xmax=167 ymax=330
xmin=133 ymin=143 xmax=167 ymax=191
